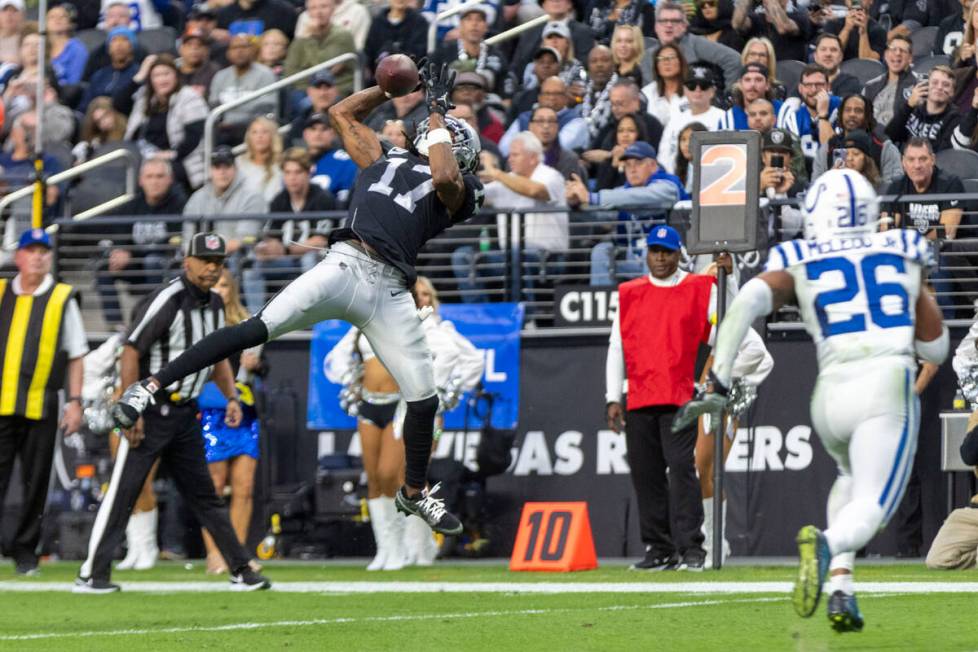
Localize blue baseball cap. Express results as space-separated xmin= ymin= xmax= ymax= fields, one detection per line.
xmin=18 ymin=228 xmax=51 ymax=250
xmin=646 ymin=225 xmax=682 ymax=250
xmin=107 ymin=26 xmax=136 ymax=47
xmin=620 ymin=141 xmax=658 ymax=161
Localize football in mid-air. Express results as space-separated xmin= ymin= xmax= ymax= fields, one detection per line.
xmin=376 ymin=55 xmax=420 ymax=98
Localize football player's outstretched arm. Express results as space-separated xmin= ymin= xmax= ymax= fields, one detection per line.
xmin=422 ymin=63 xmax=466 ymax=215
xmin=328 ymin=87 xmax=387 ymax=169
xmin=711 ymin=271 xmax=796 ymax=388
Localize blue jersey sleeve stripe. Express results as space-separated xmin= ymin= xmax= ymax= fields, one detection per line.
xmin=899 ymin=229 xmax=910 ymax=259
xmin=791 ymin=239 xmax=803 ymax=262
xmin=775 ymin=244 xmax=789 ymax=269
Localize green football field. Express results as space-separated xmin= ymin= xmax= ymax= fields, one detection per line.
xmin=0 ymin=561 xmax=975 ymax=650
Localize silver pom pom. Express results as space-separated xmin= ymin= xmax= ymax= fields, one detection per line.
xmin=727 ymin=379 xmax=758 ymax=417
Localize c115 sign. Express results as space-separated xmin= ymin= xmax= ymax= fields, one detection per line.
xmin=554 ymin=286 xmax=618 ymax=327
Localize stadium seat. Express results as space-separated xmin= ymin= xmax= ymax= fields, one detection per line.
xmin=840 ymin=59 xmax=885 ymax=87
xmin=962 ymin=178 xmax=978 ymax=195
xmin=913 ymin=54 xmax=951 ymax=75
xmin=911 ymin=26 xmax=939 ymax=58
xmin=138 ymin=27 xmax=178 ymax=55
xmin=75 ymin=28 xmax=107 ymax=55
xmin=776 ymin=60 xmax=806 ymax=96
xmin=936 ymin=149 xmax=978 ymax=179
xmin=68 ymin=142 xmax=141 ymax=215
xmin=45 ymin=142 xmax=75 ymax=171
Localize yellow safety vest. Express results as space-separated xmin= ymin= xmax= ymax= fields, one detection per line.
xmin=0 ymin=278 xmax=75 ymax=420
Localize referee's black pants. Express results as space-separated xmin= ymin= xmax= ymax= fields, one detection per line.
xmin=625 ymin=405 xmax=705 ymax=559
xmin=81 ymin=402 xmax=250 ymax=580
xmin=0 ymin=414 xmax=58 ymax=566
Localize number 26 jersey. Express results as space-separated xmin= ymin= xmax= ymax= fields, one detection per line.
xmin=330 ymin=146 xmax=484 ymax=287
xmin=765 ymin=230 xmax=934 ymax=372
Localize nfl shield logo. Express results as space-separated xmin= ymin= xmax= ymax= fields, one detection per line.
xmin=205 ymin=235 xmax=221 ymax=251
xmin=657 ymin=228 xmax=667 ymax=238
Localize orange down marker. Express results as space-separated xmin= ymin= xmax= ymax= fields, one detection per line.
xmin=509 ymin=502 xmax=598 ymax=572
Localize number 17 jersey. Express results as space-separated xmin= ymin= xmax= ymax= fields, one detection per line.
xmin=329 ymin=146 xmax=484 ymax=287
xmin=765 ymin=230 xmax=935 ymax=373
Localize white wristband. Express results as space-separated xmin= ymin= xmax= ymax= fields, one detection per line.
xmin=426 ymin=128 xmax=452 ymax=146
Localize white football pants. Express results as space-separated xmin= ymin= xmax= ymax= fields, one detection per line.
xmin=258 ymin=241 xmax=436 ymax=402
xmin=810 ymin=358 xmax=919 ymax=571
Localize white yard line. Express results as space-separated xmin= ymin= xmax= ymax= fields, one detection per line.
xmin=0 ymin=597 xmax=784 ymax=642
xmin=1 ymin=580 xmax=977 ymax=594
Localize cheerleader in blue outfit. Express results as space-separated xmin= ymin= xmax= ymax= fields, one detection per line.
xmin=198 ymin=269 xmax=264 ymax=574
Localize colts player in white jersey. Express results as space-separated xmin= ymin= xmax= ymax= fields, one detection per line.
xmin=673 ymin=169 xmax=949 ymax=632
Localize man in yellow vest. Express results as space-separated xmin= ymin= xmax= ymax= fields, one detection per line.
xmin=0 ymin=228 xmax=87 ymax=575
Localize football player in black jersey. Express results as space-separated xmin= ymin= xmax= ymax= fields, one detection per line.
xmin=112 ymin=63 xmax=485 ymax=536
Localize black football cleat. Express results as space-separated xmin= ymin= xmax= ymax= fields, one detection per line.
xmin=395 ymin=483 xmax=463 ymax=535
xmin=229 ymin=566 xmax=271 ymax=592
xmin=112 ymin=379 xmax=159 ymax=428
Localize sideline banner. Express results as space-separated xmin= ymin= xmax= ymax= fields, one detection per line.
xmin=307 ymin=303 xmax=524 ymax=430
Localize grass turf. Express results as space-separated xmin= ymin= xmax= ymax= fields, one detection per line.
xmin=0 ymin=561 xmax=974 ymax=650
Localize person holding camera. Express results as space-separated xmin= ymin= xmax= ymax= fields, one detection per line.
xmin=821 ymin=0 xmax=887 ymax=61
xmin=885 ymin=64 xmax=966 ymax=152
xmin=760 ymin=128 xmax=805 ymax=199
xmin=731 ymin=0 xmax=813 ymax=62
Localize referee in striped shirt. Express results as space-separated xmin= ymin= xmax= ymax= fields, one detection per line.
xmin=75 ymin=233 xmax=271 ymax=593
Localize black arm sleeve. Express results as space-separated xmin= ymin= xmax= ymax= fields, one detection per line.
xmin=450 ymin=174 xmax=486 ymax=224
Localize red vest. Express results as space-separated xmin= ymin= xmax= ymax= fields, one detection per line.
xmin=619 ymin=273 xmax=714 ymax=410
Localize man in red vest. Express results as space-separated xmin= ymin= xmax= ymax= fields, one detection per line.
xmin=605 ymin=225 xmax=714 ymax=571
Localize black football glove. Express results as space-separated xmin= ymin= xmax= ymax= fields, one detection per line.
xmin=422 ymin=62 xmax=456 ymax=116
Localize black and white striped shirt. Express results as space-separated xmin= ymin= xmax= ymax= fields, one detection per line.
xmin=126 ymin=275 xmax=226 ymax=401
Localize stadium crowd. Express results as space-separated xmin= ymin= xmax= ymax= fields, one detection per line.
xmin=1 ymin=0 xmax=978 ymax=322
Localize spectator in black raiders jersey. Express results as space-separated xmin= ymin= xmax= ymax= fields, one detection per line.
xmin=97 ymin=157 xmax=188 ymax=325
xmin=429 ymin=4 xmax=509 ymax=99
xmin=113 ymin=64 xmax=486 ymax=541
xmin=935 ymin=0 xmax=968 ymax=58
xmin=881 ymin=137 xmax=965 ymax=316
xmin=885 ymin=65 xmax=967 ymax=152
xmin=243 ymin=147 xmax=338 ymax=312
xmin=882 ymin=138 xmax=964 ymax=239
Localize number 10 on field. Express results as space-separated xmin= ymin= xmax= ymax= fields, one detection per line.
xmin=509 ymin=502 xmax=598 ymax=572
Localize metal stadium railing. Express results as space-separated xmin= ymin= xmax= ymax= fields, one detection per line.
xmin=3 ymin=192 xmax=978 ymax=335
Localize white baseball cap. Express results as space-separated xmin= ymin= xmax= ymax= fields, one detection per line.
xmin=0 ymin=0 xmax=25 ymax=11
